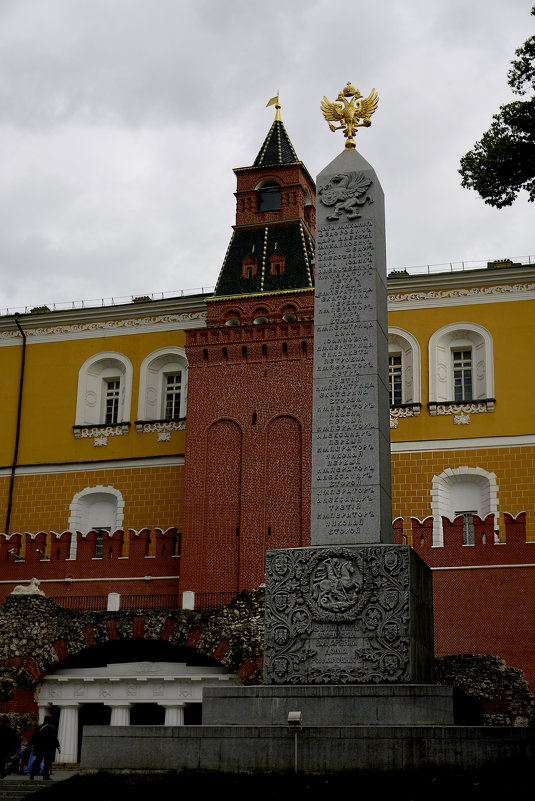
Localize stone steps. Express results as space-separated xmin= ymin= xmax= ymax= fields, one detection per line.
xmin=0 ymin=769 xmax=78 ymax=801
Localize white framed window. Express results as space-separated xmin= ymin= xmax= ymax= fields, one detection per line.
xmin=104 ymin=380 xmax=121 ymax=424
xmin=388 ymin=328 xmax=421 ymax=406
xmin=137 ymin=347 xmax=188 ymax=422
xmin=75 ymin=352 xmax=133 ymax=426
xmin=430 ymin=467 xmax=499 ymax=546
xmin=452 ymin=349 xmax=473 ymax=402
xmin=163 ymin=373 xmax=182 ymax=420
xmin=428 ymin=323 xmax=493 ymax=403
xmin=389 ymin=354 xmax=403 ymax=406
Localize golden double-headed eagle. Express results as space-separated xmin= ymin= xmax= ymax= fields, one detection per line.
xmin=321 ymin=82 xmax=379 ymax=149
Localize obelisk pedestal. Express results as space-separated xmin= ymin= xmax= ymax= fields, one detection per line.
xmin=264 ymin=147 xmax=434 ymax=686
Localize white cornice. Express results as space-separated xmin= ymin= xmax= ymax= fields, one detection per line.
xmin=431 ymin=562 xmax=535 ymax=572
xmin=0 ymin=304 xmax=208 ymax=346
xmin=388 ymin=266 xmax=535 ymax=310
xmin=391 ymin=434 xmax=535 ymax=453
xmin=0 ymin=455 xmax=185 ymax=477
xmin=387 ymin=265 xmax=535 ymax=292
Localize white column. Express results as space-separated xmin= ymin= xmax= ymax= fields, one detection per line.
xmin=56 ymin=704 xmax=79 ymax=764
xmin=109 ymin=704 xmax=131 ymax=726
xmin=38 ymin=706 xmax=52 ymax=724
xmin=162 ymin=703 xmax=185 ymax=726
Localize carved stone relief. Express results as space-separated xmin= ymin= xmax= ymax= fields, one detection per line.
xmin=264 ymin=546 xmax=412 ymax=684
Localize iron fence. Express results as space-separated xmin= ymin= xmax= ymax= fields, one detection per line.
xmin=50 ymin=591 xmax=236 ymax=611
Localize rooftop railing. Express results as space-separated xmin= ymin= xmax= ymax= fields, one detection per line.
xmin=49 ymin=591 xmax=236 ymax=612
xmin=1 ymin=255 xmax=533 ymax=318
xmin=0 ymin=285 xmax=216 ymax=318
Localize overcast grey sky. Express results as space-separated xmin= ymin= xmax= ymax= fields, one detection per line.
xmin=0 ymin=0 xmax=533 ymax=312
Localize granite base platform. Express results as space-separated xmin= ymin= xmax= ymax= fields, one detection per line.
xmin=202 ymin=685 xmax=455 ymax=726
xmin=80 ymin=723 xmax=535 ymax=772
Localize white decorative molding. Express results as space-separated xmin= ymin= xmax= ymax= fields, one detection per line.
xmin=390 ymin=405 xmax=421 ymax=428
xmin=388 ymin=282 xmax=535 ymax=310
xmin=431 ymin=401 xmax=495 ymax=416
xmin=454 ymin=413 xmax=471 ymax=425
xmin=73 ymin=424 xmax=130 ymax=445
xmin=135 ymin=420 xmax=186 ymax=439
xmin=0 ymin=312 xmax=206 ymax=347
xmin=428 ymin=401 xmax=495 ymax=417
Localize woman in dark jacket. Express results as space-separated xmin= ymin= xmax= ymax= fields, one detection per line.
xmin=28 ymin=716 xmax=60 ymax=781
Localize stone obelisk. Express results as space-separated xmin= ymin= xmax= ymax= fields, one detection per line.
xmin=263 ymin=84 xmax=434 ymax=685
xmin=311 ymin=143 xmax=391 ymax=545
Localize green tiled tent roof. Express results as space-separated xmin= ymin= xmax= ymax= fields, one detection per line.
xmin=253 ymin=120 xmax=299 ymax=166
xmin=214 ymin=222 xmax=314 ymax=296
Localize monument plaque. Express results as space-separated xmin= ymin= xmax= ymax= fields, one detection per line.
xmin=264 ymin=544 xmax=433 ymax=684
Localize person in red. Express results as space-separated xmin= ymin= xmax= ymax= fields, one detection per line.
xmin=28 ymin=716 xmax=60 ymax=781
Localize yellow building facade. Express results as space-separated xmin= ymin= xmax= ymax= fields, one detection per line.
xmin=388 ymin=261 xmax=535 ymax=543
xmin=0 ymin=261 xmax=533 ymax=551
xmin=0 ymin=295 xmax=205 ymax=539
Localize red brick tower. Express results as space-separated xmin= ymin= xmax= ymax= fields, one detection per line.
xmin=180 ymin=105 xmax=316 ymax=595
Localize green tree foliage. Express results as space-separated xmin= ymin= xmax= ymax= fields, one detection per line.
xmin=459 ymin=7 xmax=535 ymax=207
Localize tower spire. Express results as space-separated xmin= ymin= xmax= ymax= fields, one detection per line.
xmin=266 ymin=92 xmax=282 ymax=122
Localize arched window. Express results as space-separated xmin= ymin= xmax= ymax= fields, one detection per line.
xmin=430 ymin=467 xmax=498 ymax=545
xmin=256 ymin=180 xmax=281 ymax=212
xmin=428 ymin=323 xmax=494 ymax=406
xmin=137 ymin=347 xmax=188 ymax=422
xmin=68 ymin=485 xmax=124 ymax=558
xmin=75 ymin=352 xmax=133 ymax=426
xmin=388 ymin=328 xmax=421 ymax=407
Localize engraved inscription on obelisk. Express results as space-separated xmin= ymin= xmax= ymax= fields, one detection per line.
xmin=311 ymin=149 xmax=392 ymax=545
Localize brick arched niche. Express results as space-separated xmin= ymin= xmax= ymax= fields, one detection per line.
xmin=265 ymin=415 xmax=303 ymax=549
xmin=202 ymin=420 xmax=242 ymax=593
xmin=68 ymin=486 xmax=125 ymax=558
xmin=431 ymin=467 xmax=499 ymax=545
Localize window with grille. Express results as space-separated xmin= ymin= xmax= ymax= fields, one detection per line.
xmin=389 ymin=354 xmax=402 ymax=406
xmin=452 ymin=350 xmax=472 ymax=402
xmin=92 ymin=527 xmax=111 ymax=558
xmin=104 ymin=380 xmax=120 ymax=424
xmin=164 ymin=373 xmax=181 ymax=420
xmin=455 ymin=510 xmax=477 ymax=545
